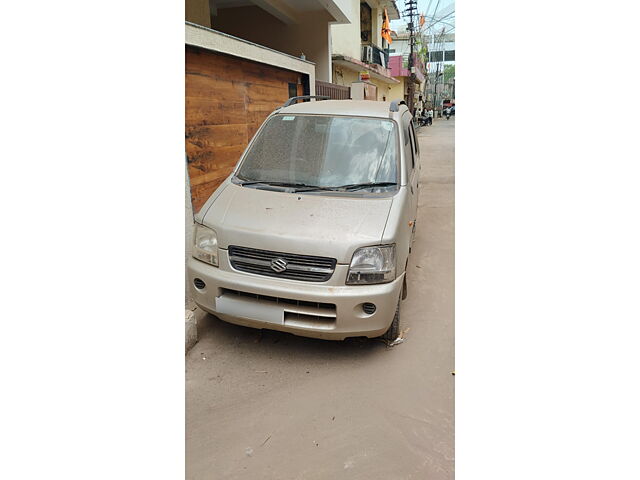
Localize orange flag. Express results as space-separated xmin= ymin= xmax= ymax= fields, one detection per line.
xmin=382 ymin=8 xmax=393 ymax=44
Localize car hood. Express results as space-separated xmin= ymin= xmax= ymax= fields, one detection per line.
xmin=202 ymin=183 xmax=393 ymax=264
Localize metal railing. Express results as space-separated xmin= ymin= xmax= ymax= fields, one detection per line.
xmin=361 ymin=43 xmax=389 ymax=68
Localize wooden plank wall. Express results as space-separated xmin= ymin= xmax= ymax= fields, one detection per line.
xmin=186 ymin=46 xmax=303 ymax=212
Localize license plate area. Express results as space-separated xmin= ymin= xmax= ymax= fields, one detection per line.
xmin=215 ymin=289 xmax=338 ymax=329
xmin=215 ymin=293 xmax=284 ymax=325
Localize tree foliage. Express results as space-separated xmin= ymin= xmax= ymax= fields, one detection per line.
xmin=443 ymin=64 xmax=455 ymax=83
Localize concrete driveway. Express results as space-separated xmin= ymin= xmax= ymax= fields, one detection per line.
xmin=186 ymin=117 xmax=455 ymax=480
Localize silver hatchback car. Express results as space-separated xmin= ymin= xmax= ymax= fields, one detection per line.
xmin=187 ymin=98 xmax=420 ymax=340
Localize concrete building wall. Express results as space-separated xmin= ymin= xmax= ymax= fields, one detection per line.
xmin=330 ymin=0 xmax=361 ymax=59
xmin=331 ymin=1 xmax=388 ymax=56
xmin=186 ymin=23 xmax=315 ymax=88
xmin=387 ymin=77 xmax=405 ymax=102
xmin=286 ymin=17 xmax=332 ymax=82
xmin=371 ymin=6 xmax=383 ymax=49
xmin=213 ymin=7 xmax=333 ymax=81
xmin=332 ymin=64 xmax=358 ymax=88
xmin=367 ymin=78 xmax=388 ymax=101
xmin=186 ymin=0 xmax=211 ymax=28
xmin=332 ymin=0 xmax=352 ymax=19
xmin=333 ymin=63 xmax=396 ymax=102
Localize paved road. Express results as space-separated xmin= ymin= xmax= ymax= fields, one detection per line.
xmin=186 ymin=117 xmax=455 ymax=479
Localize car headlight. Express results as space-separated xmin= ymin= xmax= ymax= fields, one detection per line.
xmin=193 ymin=224 xmax=218 ymax=266
xmin=346 ymin=245 xmax=396 ymax=285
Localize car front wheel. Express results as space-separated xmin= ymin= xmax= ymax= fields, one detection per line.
xmin=381 ymin=296 xmax=402 ymax=341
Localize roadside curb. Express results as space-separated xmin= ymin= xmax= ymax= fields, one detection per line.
xmin=185 ymin=308 xmax=198 ymax=354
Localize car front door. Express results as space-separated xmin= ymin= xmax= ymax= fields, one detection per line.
xmin=401 ymin=113 xmax=419 ymax=245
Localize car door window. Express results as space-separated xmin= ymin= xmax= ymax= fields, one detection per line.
xmin=410 ymin=122 xmax=419 ymax=156
xmin=402 ymin=114 xmax=415 ymax=172
xmin=408 ymin=127 xmax=416 ymax=168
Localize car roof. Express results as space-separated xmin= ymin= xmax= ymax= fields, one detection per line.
xmin=277 ymin=99 xmax=408 ymax=119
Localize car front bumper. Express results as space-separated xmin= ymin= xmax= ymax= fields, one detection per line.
xmin=187 ymin=251 xmax=403 ymax=340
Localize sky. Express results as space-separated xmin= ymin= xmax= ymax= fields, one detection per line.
xmin=390 ymin=0 xmax=455 ymax=34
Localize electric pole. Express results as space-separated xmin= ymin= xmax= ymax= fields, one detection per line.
xmin=433 ymin=62 xmax=439 ymax=113
xmin=431 ymin=27 xmax=445 ymax=114
xmin=404 ymin=0 xmax=418 ymax=114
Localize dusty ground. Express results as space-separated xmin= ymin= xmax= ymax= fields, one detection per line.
xmin=186 ymin=117 xmax=454 ymax=479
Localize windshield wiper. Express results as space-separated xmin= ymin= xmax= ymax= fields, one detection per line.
xmin=334 ymin=182 xmax=398 ymax=191
xmin=239 ymin=180 xmax=336 ymax=191
xmin=292 ymin=185 xmax=340 ymax=192
xmin=238 ymin=180 xmax=397 ymax=192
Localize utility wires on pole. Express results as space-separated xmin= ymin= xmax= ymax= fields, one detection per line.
xmin=427 ymin=26 xmax=446 ymax=113
xmin=403 ymin=0 xmax=418 ymax=115
xmin=422 ymin=0 xmax=455 ymax=113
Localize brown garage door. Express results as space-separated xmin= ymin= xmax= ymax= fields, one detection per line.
xmin=186 ymin=46 xmax=304 ymax=212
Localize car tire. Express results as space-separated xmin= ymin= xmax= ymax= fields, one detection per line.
xmin=381 ymin=297 xmax=401 ymax=341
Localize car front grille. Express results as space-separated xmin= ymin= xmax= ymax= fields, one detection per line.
xmin=227 ymin=245 xmax=336 ymax=282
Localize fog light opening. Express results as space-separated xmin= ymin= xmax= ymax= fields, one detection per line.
xmin=362 ymin=302 xmax=376 ymax=315
xmin=193 ymin=278 xmax=206 ymax=290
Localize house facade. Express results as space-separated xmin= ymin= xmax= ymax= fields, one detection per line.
xmin=426 ymin=32 xmax=455 ymax=109
xmin=387 ymin=53 xmax=426 ymax=110
xmin=330 ymin=0 xmax=400 ymax=101
xmin=383 ymin=27 xmax=428 ymax=111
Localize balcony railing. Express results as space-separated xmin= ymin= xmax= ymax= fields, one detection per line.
xmin=361 ymin=43 xmax=389 ymax=69
xmin=316 ymin=80 xmax=350 ymax=100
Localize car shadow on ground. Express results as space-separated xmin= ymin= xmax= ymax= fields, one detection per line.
xmin=193 ymin=311 xmax=390 ymax=362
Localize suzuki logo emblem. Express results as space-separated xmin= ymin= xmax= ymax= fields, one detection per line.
xmin=270 ymin=258 xmax=288 ymax=273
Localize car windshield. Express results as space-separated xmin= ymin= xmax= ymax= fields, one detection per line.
xmin=235 ymin=114 xmax=398 ymax=189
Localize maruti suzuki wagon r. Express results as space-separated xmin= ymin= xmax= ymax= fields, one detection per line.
xmin=187 ymin=98 xmax=420 ymax=340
